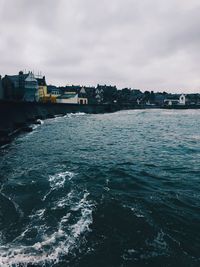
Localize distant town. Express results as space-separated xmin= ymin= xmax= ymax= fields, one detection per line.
xmin=0 ymin=70 xmax=200 ymax=108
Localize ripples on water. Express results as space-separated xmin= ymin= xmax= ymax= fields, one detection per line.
xmin=0 ymin=110 xmax=200 ymax=267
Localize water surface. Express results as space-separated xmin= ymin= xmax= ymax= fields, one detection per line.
xmin=0 ymin=110 xmax=200 ymax=267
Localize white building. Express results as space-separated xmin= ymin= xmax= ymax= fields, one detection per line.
xmin=56 ymin=92 xmax=78 ymax=104
xmin=164 ymin=94 xmax=187 ymax=106
xmin=23 ymin=72 xmax=39 ymax=102
xmin=179 ymin=94 xmax=186 ymax=105
xmin=56 ymin=90 xmax=88 ymax=105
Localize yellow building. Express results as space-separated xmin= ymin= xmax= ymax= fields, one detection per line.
xmin=37 ymin=76 xmax=47 ymax=100
xmin=37 ymin=78 xmax=61 ymax=103
xmin=37 ymin=80 xmax=89 ymax=105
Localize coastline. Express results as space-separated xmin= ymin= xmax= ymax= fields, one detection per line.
xmin=0 ymin=100 xmax=118 ymax=147
xmin=0 ymin=100 xmax=200 ymax=147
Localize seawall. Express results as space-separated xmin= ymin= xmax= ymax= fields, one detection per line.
xmin=0 ymin=101 xmax=118 ymax=146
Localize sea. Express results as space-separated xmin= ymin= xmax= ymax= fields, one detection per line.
xmin=0 ymin=109 xmax=200 ymax=267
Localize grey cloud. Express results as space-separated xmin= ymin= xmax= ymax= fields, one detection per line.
xmin=0 ymin=0 xmax=200 ymax=92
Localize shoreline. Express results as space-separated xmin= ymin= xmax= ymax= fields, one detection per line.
xmin=0 ymin=101 xmax=200 ymax=147
xmin=0 ymin=101 xmax=118 ymax=147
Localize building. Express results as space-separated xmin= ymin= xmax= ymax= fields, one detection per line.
xmin=56 ymin=92 xmax=78 ymax=104
xmin=164 ymin=94 xmax=187 ymax=106
xmin=2 ymin=71 xmax=39 ymax=102
xmin=78 ymin=87 xmax=88 ymax=104
xmin=82 ymin=86 xmax=96 ymax=104
xmin=39 ymin=83 xmax=61 ymax=103
xmin=179 ymin=94 xmax=186 ymax=105
xmin=2 ymin=71 xmax=28 ymax=100
xmin=23 ymin=72 xmax=39 ymax=102
xmin=37 ymin=76 xmax=47 ymax=100
xmin=96 ymin=84 xmax=117 ymax=103
xmin=95 ymin=86 xmax=104 ymax=103
xmin=56 ymin=87 xmax=88 ymax=105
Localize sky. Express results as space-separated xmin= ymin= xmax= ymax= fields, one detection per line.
xmin=0 ymin=0 xmax=200 ymax=93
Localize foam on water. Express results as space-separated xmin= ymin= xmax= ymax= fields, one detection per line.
xmin=37 ymin=119 xmax=44 ymax=125
xmin=0 ymin=170 xmax=94 ymax=267
xmin=64 ymin=112 xmax=86 ymax=118
xmin=43 ymin=171 xmax=75 ymax=201
xmin=49 ymin=170 xmax=75 ymax=188
xmin=31 ymin=119 xmax=44 ymax=130
xmin=1 ymin=109 xmax=200 ymax=267
xmin=0 ymin=192 xmax=93 ymax=266
xmin=31 ymin=124 xmax=39 ymax=131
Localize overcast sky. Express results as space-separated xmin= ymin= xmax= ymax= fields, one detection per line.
xmin=0 ymin=0 xmax=200 ymax=93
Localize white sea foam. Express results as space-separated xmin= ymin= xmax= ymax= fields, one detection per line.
xmin=49 ymin=171 xmax=75 ymax=188
xmin=31 ymin=124 xmax=39 ymax=131
xmin=43 ymin=171 xmax=75 ymax=201
xmin=0 ymin=170 xmax=93 ymax=266
xmin=64 ymin=112 xmax=86 ymax=118
xmin=54 ymin=114 xmax=64 ymax=118
xmin=31 ymin=119 xmax=44 ymax=131
xmin=70 ymin=112 xmax=86 ymax=116
xmin=37 ymin=119 xmax=44 ymax=125
xmin=0 ymin=190 xmax=94 ymax=267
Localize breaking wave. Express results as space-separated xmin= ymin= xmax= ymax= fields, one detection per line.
xmin=64 ymin=112 xmax=86 ymax=118
xmin=0 ymin=170 xmax=94 ymax=267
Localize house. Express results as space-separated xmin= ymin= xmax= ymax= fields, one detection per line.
xmin=83 ymin=86 xmax=96 ymax=104
xmin=96 ymin=84 xmax=117 ymax=103
xmin=37 ymin=76 xmax=48 ymax=100
xmin=95 ymin=86 xmax=104 ymax=103
xmin=164 ymin=94 xmax=187 ymax=106
xmin=39 ymin=84 xmax=61 ymax=103
xmin=2 ymin=71 xmax=28 ymax=100
xmin=23 ymin=72 xmax=39 ymax=102
xmin=179 ymin=94 xmax=186 ymax=105
xmin=56 ymin=92 xmax=78 ymax=104
xmin=56 ymin=87 xmax=88 ymax=105
xmin=78 ymin=87 xmax=88 ymax=104
xmin=2 ymin=71 xmax=39 ymax=102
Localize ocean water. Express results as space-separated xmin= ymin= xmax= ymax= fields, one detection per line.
xmin=0 ymin=109 xmax=200 ymax=267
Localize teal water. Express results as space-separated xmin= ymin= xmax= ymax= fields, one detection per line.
xmin=0 ymin=110 xmax=200 ymax=267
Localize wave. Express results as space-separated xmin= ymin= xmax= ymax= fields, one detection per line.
xmin=0 ymin=190 xmax=93 ymax=267
xmin=49 ymin=170 xmax=75 ymax=188
xmin=0 ymin=168 xmax=94 ymax=267
xmin=64 ymin=112 xmax=86 ymax=118
xmin=37 ymin=119 xmax=44 ymax=125
xmin=31 ymin=119 xmax=44 ymax=130
xmin=42 ymin=171 xmax=75 ymax=201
